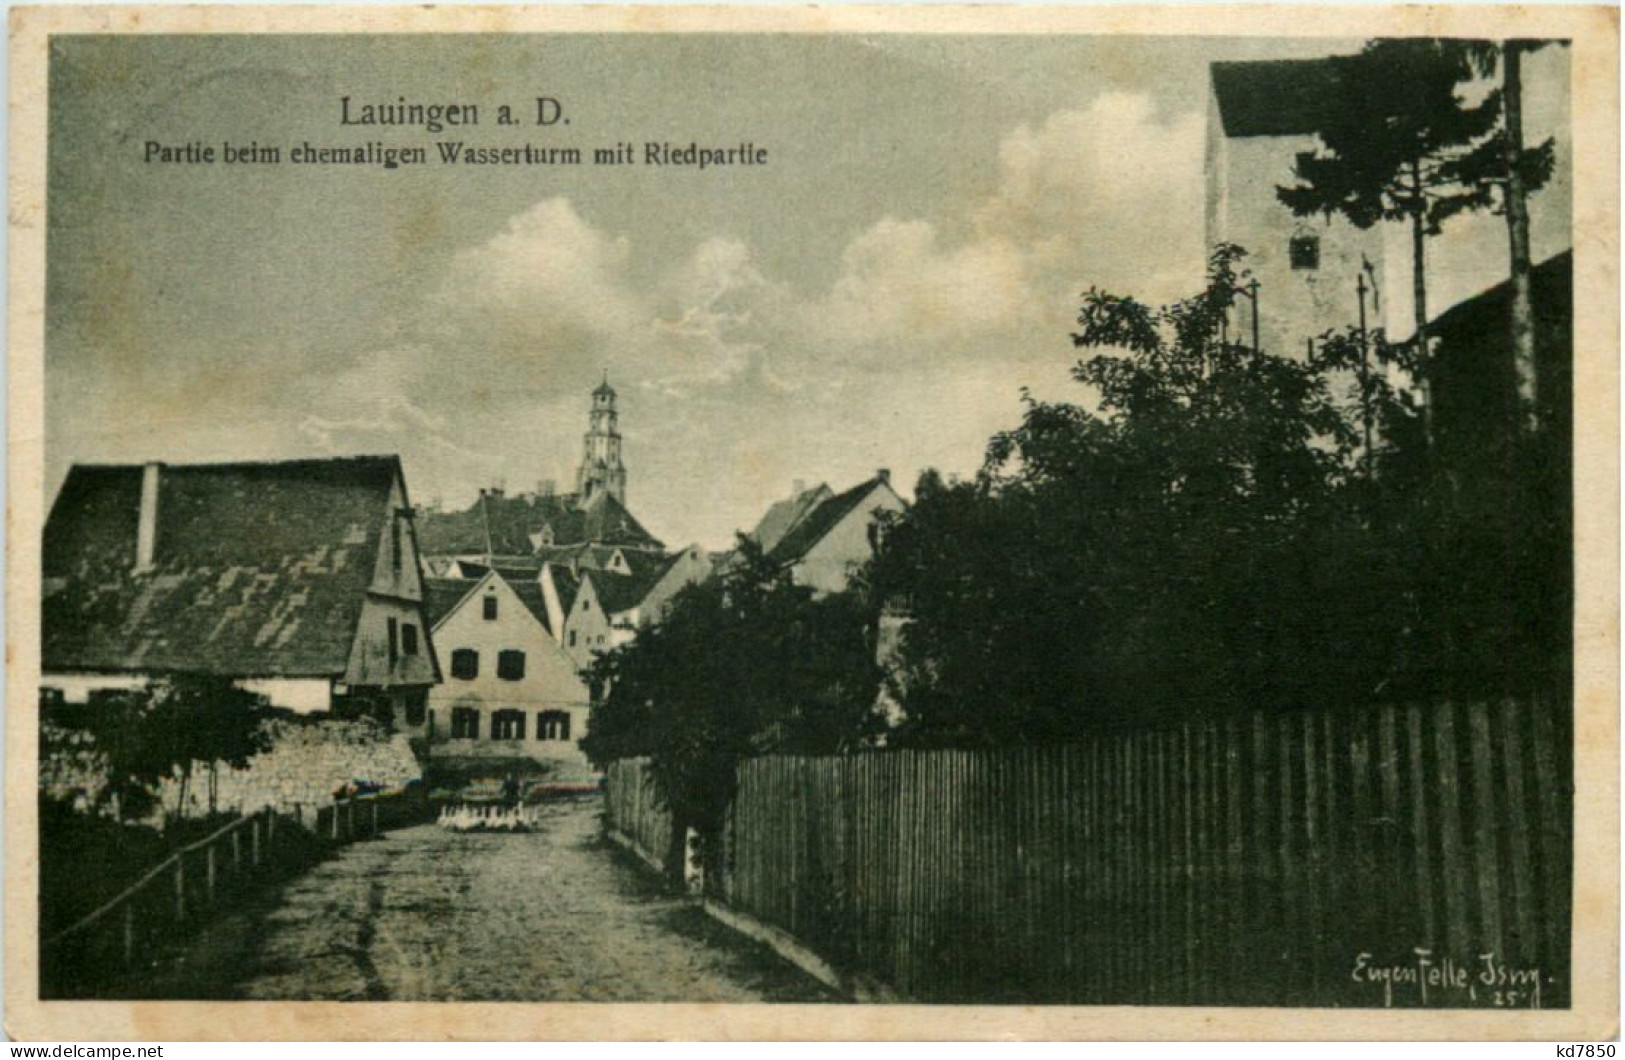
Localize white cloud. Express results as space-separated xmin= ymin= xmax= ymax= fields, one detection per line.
xmin=806 ymin=92 xmax=1205 ymax=371
xmin=299 ymin=94 xmax=1209 ymax=543
xmin=978 ymin=92 xmax=1205 ymax=298
xmin=432 ymin=198 xmax=651 ymax=377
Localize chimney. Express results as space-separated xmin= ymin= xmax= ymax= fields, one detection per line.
xmin=875 ymin=468 xmax=891 ymax=486
xmin=792 ymin=478 xmax=806 ymax=498
xmin=135 ymin=462 xmax=161 ymax=571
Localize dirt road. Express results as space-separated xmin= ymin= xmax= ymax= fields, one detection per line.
xmin=141 ymin=796 xmax=834 ymax=1002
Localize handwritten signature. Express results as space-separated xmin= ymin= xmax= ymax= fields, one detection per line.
xmin=1351 ymin=949 xmax=1550 ymax=1008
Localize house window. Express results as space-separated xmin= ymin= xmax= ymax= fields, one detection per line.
xmin=491 ymin=709 xmax=526 ymax=740
xmin=403 ymin=690 xmax=427 ymax=727
xmin=387 ymin=617 xmax=399 ymax=666
xmin=569 ymin=630 xmax=578 ymax=647
xmin=581 ymin=598 xmax=591 ymax=612
xmin=537 ymin=710 xmax=572 ymax=741
xmin=497 ymin=650 xmax=526 ymax=681
xmin=483 ymin=595 xmax=498 ymax=621
xmin=450 ymin=648 xmax=479 ymax=680
xmin=1289 ymin=234 xmax=1320 ymax=271
xmin=401 ymin=623 xmax=419 ymax=656
xmin=451 ymin=707 xmax=480 ymax=739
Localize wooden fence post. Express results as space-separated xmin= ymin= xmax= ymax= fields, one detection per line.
xmin=173 ymin=858 xmax=186 ymax=923
xmin=121 ymin=902 xmax=135 ymax=969
xmin=206 ymin=845 xmax=217 ymax=904
xmin=251 ymin=817 xmax=261 ymax=867
xmin=267 ymin=807 xmax=276 ymax=847
xmin=332 ymin=802 xmax=342 ymax=841
xmin=231 ymin=828 xmax=241 ymax=872
xmin=372 ymin=800 xmax=379 ymax=837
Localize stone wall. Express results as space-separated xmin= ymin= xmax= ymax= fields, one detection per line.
xmin=40 ymin=714 xmax=424 ymax=821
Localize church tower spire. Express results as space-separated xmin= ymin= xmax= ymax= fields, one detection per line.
xmin=575 ymin=373 xmax=627 ymax=507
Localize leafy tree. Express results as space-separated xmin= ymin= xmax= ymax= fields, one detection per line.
xmin=85 ymin=675 xmax=273 ymax=822
xmin=869 ymin=242 xmax=1562 ymax=744
xmin=1276 ymin=39 xmax=1512 ymax=445
xmin=871 ymin=247 xmax=1392 ymax=737
xmin=81 ymin=690 xmax=166 ymax=823
xmin=581 ymin=538 xmax=883 ymax=880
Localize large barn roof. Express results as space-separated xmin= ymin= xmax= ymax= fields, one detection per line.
xmin=43 ymin=455 xmax=403 ymax=678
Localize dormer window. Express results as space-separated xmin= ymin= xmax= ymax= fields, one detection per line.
xmin=483 ymin=595 xmax=498 ymax=621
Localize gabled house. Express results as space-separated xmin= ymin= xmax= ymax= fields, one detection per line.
xmin=42 ymin=455 xmax=440 ymax=715
xmin=552 ymin=568 xmax=616 ymax=668
xmin=413 ymin=569 xmax=593 ymax=781
xmin=760 ymin=471 xmax=908 ymax=595
xmin=630 ymin=545 xmax=713 ymax=627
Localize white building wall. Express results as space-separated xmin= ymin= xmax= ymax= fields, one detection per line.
xmin=237 ymin=678 xmax=335 ymax=714
xmin=1207 ymin=121 xmax=1389 ymax=360
xmin=1206 ymin=48 xmax=1572 ymax=355
xmin=791 ymin=484 xmax=908 ymax=596
xmin=561 ymin=576 xmax=615 ymax=669
xmin=44 ymin=672 xmax=334 ymax=714
xmin=417 ymin=573 xmax=593 ymax=778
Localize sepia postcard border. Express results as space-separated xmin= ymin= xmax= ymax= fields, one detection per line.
xmin=6 ymin=3 xmax=1618 ymax=1041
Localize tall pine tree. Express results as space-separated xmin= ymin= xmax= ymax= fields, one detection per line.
xmin=1277 ymin=39 xmax=1502 ymax=448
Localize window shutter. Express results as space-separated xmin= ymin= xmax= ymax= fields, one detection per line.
xmin=498 ymin=650 xmax=526 ymax=680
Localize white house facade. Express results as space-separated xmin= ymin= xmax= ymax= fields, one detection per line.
xmin=407 ymin=569 xmax=594 ymax=782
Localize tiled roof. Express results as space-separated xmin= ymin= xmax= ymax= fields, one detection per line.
xmin=453 ymin=561 xmax=542 ymax=585
xmin=424 ymin=578 xmax=479 ymax=628
xmin=579 ymin=493 xmax=663 ymax=549
xmin=587 ymin=565 xmax=669 ymax=616
xmin=1210 ymin=58 xmax=1340 ymax=138
xmin=749 ymin=484 xmax=833 ymax=553
xmin=43 ymin=455 xmax=402 ymax=677
xmin=509 ymin=580 xmax=555 ymax=636
xmin=547 ymin=565 xmax=582 ymax=617
xmin=768 ymin=478 xmax=887 ymax=564
xmin=415 ymin=489 xmax=662 ymax=555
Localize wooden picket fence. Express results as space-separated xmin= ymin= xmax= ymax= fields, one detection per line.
xmin=604 ymin=758 xmax=674 ymax=873
xmin=608 ymin=697 xmax=1572 ymax=1007
xmin=42 ymin=791 xmax=431 ymax=997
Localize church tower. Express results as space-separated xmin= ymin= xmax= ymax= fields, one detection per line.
xmin=575 ymin=374 xmax=627 ymax=507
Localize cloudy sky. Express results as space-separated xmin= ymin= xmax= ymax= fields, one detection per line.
xmin=46 ymin=34 xmax=1568 ymax=548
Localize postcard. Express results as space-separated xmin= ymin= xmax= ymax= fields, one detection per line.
xmin=7 ymin=4 xmax=1618 ymax=1041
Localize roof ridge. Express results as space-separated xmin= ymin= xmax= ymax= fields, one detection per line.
xmin=67 ymin=453 xmax=402 ymax=472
